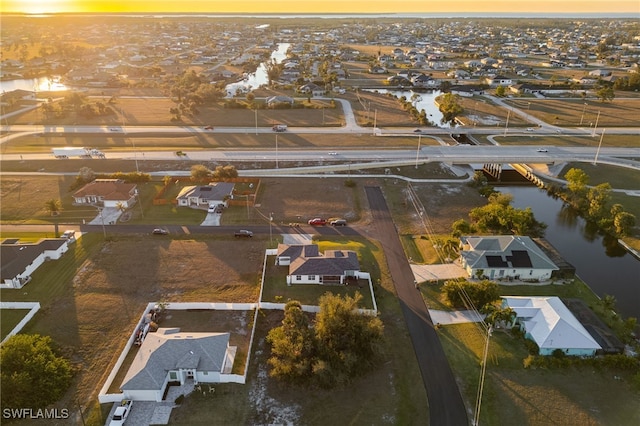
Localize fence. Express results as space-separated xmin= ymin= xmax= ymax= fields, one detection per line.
xmin=0 ymin=302 xmax=41 ymax=345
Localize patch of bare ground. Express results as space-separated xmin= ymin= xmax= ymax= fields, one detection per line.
xmin=255 ymin=177 xmax=371 ymax=225
xmin=27 ymin=235 xmax=265 ymax=418
xmin=385 ymin=182 xmax=486 ymax=235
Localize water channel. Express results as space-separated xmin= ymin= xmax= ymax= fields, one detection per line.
xmin=225 ymin=43 xmax=290 ymax=96
xmin=0 ymin=76 xmax=68 ymax=93
xmin=500 ymin=185 xmax=640 ymax=321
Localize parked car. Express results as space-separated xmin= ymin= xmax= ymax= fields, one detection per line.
xmin=330 ymin=219 xmax=347 ymax=226
xmin=234 ymin=230 xmax=253 ymax=238
xmin=109 ymin=400 xmax=132 ymax=426
xmin=152 ymin=228 xmax=168 ymax=235
xmin=308 ymin=218 xmax=327 ymax=226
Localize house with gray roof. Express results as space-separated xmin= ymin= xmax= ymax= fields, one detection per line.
xmin=175 ymin=182 xmax=234 ymax=208
xmin=120 ymin=328 xmax=234 ymax=402
xmin=1 ymin=238 xmax=69 ymax=289
xmin=276 ymin=244 xmax=360 ymax=285
xmin=459 ymin=235 xmax=558 ymax=282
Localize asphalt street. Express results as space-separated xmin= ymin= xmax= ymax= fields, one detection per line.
xmin=365 ymin=186 xmax=469 ymax=426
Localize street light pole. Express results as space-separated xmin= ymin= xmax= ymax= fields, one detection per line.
xmin=592 ymin=110 xmax=601 ymax=137
xmin=97 ymin=207 xmax=106 ymax=239
xmin=254 ymin=108 xmax=258 ymax=135
xmin=594 ymin=128 xmax=605 ymax=165
xmin=503 ymin=110 xmax=511 ymax=137
xmin=415 ymin=134 xmax=421 ymax=169
xmin=275 ymin=134 xmax=278 ymax=169
xmin=580 ymin=102 xmax=587 ymax=125
xmin=269 ymin=212 xmax=273 ymax=244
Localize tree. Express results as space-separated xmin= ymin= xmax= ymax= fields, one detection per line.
xmin=495 ymin=85 xmax=506 ymax=97
xmin=163 ymin=175 xmax=173 ymax=187
xmin=44 ymin=199 xmax=62 ymax=216
xmin=266 ymin=301 xmax=316 ymax=383
xmin=1 ymin=334 xmax=73 ymax=409
xmin=443 ymin=279 xmax=500 ymax=310
xmin=266 ymin=293 xmax=383 ymax=388
xmin=437 ymin=93 xmax=464 ymax=125
xmin=613 ymin=211 xmax=636 ymax=236
xmin=564 ymin=168 xmax=589 ymax=194
xmin=314 ymin=292 xmax=384 ymax=387
xmin=190 ymin=164 xmax=211 ymax=181
xmin=595 ymin=86 xmax=615 ymax=102
xmin=587 ymin=183 xmax=612 ymax=220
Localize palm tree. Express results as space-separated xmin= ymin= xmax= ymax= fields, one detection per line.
xmin=44 ymin=199 xmax=62 ymax=216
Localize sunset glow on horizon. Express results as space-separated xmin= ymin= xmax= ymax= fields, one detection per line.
xmin=2 ymin=0 xmax=639 ymax=15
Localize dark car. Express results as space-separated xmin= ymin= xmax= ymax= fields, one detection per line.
xmin=234 ymin=230 xmax=253 ymax=238
xmin=204 ymin=125 xmax=214 ymax=130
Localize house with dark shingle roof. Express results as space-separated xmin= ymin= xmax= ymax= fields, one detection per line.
xmin=1 ymin=238 xmax=69 ymax=289
xmin=120 ymin=328 xmax=234 ymax=402
xmin=459 ymin=236 xmax=558 ymax=282
xmin=276 ymin=244 xmax=360 ymax=285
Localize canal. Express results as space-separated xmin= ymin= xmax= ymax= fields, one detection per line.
xmin=501 ymin=185 xmax=640 ymax=321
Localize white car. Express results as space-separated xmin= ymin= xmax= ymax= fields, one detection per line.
xmin=328 ymin=151 xmax=338 ymax=156
xmin=110 ymin=400 xmax=132 ymax=426
xmin=537 ymin=148 xmax=548 ymax=153
xmin=526 ymin=127 xmax=535 ymax=132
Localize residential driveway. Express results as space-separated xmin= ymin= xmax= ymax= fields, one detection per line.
xmin=410 ymin=262 xmax=467 ymax=283
xmin=430 ymin=309 xmax=485 ymax=325
xmin=282 ymin=231 xmax=313 ymax=245
xmin=365 ymin=186 xmax=468 ymax=426
xmin=88 ymin=207 xmax=122 ymax=225
xmin=200 ymin=212 xmax=221 ymax=226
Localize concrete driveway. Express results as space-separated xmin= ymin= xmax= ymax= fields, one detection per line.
xmin=200 ymin=212 xmax=221 ymax=226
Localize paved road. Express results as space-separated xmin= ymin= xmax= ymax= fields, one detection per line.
xmin=364 ymin=186 xmax=469 ymax=426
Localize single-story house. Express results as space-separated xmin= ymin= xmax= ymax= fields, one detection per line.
xmin=73 ymin=179 xmax=137 ymax=208
xmin=485 ymin=75 xmax=513 ymax=87
xmin=276 ymin=244 xmax=360 ymax=285
xmin=1 ymin=238 xmax=69 ymax=289
xmin=502 ymin=296 xmax=601 ymax=356
xmin=266 ymin=95 xmax=294 ymax=107
xmin=459 ymin=235 xmax=558 ymax=282
xmin=120 ymin=328 xmax=235 ymax=402
xmin=175 ymin=182 xmax=234 ymax=208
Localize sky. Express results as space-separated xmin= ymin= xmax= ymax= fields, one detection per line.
xmin=1 ymin=0 xmax=639 ymax=15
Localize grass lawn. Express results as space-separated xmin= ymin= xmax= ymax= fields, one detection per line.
xmin=170 ymin=235 xmax=429 ymax=425
xmin=492 ymin=133 xmax=640 ymax=148
xmin=0 ymin=309 xmax=30 ymax=340
xmin=261 ymin=236 xmax=379 ymax=310
xmin=439 ymin=323 xmax=640 ymax=425
xmin=504 ymin=98 xmax=640 ymax=128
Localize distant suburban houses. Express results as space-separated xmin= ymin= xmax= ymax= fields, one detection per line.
xmin=502 ymin=296 xmax=602 ymax=356
xmin=459 ymin=235 xmax=558 ymax=282
xmin=275 ymin=244 xmax=363 ymax=285
xmin=119 ymin=327 xmax=236 ymax=402
xmin=73 ymin=179 xmax=138 ymax=208
xmin=1 ymin=238 xmax=70 ymax=289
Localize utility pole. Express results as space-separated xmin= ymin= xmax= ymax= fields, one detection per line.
xmin=592 ymin=110 xmax=601 ymax=137
xmin=503 ymin=110 xmax=510 ymax=137
xmin=275 ymin=134 xmax=278 ymax=169
xmin=254 ymin=108 xmax=258 ymax=135
xmin=580 ymin=102 xmax=587 ymax=125
xmin=415 ymin=134 xmax=421 ymax=168
xmin=594 ymin=128 xmax=605 ymax=165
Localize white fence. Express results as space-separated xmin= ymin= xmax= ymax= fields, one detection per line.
xmin=0 ymin=302 xmax=41 ymax=345
xmin=99 ymin=302 xmax=256 ymax=403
